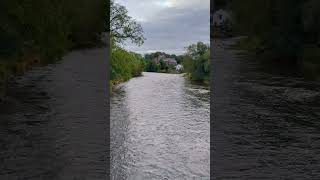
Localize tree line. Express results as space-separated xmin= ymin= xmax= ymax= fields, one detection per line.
xmin=110 ymin=1 xmax=210 ymax=87
xmin=143 ymin=42 xmax=210 ymax=84
xmin=110 ymin=0 xmax=145 ymax=87
xmin=1 ymin=0 xmax=106 ymax=60
xmin=0 ymin=0 xmax=107 ymax=97
xmin=182 ymin=42 xmax=210 ymax=84
xmin=144 ymin=52 xmax=183 ymax=73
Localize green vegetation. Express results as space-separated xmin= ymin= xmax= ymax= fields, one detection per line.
xmin=144 ymin=52 xmax=183 ymax=64
xmin=110 ymin=1 xmax=210 ymax=85
xmin=110 ymin=46 xmax=144 ymax=86
xmin=144 ymin=52 xmax=184 ymax=73
xmin=182 ymin=42 xmax=210 ymax=84
xmin=145 ymin=60 xmax=159 ymax=72
xmin=110 ymin=1 xmax=145 ymax=87
xmin=143 ymin=42 xmax=210 ymax=84
xmin=144 ymin=52 xmax=183 ymax=73
xmin=0 ymin=0 xmax=107 ymax=98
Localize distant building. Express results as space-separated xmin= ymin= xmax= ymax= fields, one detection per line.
xmin=153 ymin=56 xmax=177 ymax=66
xmin=175 ymin=64 xmax=183 ymax=71
xmin=163 ymin=58 xmax=177 ymax=66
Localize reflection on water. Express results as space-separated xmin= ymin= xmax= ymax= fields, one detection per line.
xmin=212 ymin=38 xmax=320 ymax=179
xmin=111 ymin=72 xmax=210 ymax=179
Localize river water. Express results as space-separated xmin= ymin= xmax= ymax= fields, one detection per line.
xmin=111 ymin=72 xmax=210 ymax=179
xmin=0 ymin=48 xmax=107 ymax=179
xmin=212 ymin=38 xmax=320 ymax=179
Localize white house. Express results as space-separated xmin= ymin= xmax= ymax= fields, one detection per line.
xmin=164 ymin=58 xmax=177 ymax=66
xmin=153 ymin=56 xmax=177 ymax=66
xmin=175 ymin=64 xmax=183 ymax=71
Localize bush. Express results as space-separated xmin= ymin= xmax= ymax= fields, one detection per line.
xmin=110 ymin=46 xmax=144 ymax=86
xmin=182 ymin=42 xmax=210 ymax=84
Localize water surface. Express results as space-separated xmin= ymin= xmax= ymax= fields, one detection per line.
xmin=111 ymin=72 xmax=210 ymax=179
xmin=212 ymin=38 xmax=320 ymax=179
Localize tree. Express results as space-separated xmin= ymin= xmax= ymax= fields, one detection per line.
xmin=110 ymin=1 xmax=145 ymax=46
xmin=185 ymin=42 xmax=210 ymax=59
xmin=183 ymin=42 xmax=210 ymax=83
xmin=145 ymin=60 xmax=159 ymax=72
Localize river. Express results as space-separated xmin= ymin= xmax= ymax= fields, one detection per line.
xmin=0 ymin=48 xmax=107 ymax=179
xmin=111 ymin=72 xmax=210 ymax=179
xmin=212 ymin=38 xmax=320 ymax=179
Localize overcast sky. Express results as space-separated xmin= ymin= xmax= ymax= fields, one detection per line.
xmin=115 ymin=0 xmax=210 ymax=55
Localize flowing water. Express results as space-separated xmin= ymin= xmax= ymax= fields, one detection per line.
xmin=0 ymin=48 xmax=107 ymax=180
xmin=212 ymin=38 xmax=320 ymax=179
xmin=111 ymin=72 xmax=210 ymax=179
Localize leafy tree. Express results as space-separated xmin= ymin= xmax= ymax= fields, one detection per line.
xmin=183 ymin=42 xmax=210 ymax=83
xmin=0 ymin=0 xmax=107 ymax=97
xmin=110 ymin=1 xmax=146 ymax=86
xmin=145 ymin=60 xmax=159 ymax=72
xmin=159 ymin=59 xmax=168 ymax=72
xmin=176 ymin=55 xmax=184 ymax=64
xmin=111 ymin=45 xmax=144 ymax=85
xmin=186 ymin=42 xmax=210 ymax=60
xmin=110 ymin=0 xmax=145 ymax=45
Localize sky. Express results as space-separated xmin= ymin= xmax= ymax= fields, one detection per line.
xmin=115 ymin=0 xmax=210 ymax=55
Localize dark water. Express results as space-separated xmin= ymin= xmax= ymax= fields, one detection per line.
xmin=0 ymin=48 xmax=107 ymax=180
xmin=212 ymin=38 xmax=320 ymax=179
xmin=111 ymin=72 xmax=210 ymax=179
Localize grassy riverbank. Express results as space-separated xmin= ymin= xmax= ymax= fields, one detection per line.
xmin=110 ymin=46 xmax=145 ymax=88
xmin=0 ymin=0 xmax=107 ymax=99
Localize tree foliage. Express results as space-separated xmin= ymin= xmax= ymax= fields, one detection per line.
xmin=145 ymin=60 xmax=159 ymax=72
xmin=0 ymin=0 xmax=106 ymax=60
xmin=110 ymin=1 xmax=146 ymax=86
xmin=111 ymin=46 xmax=144 ymax=85
xmin=110 ymin=1 xmax=145 ymax=46
xmin=186 ymin=42 xmax=210 ymax=60
xmin=183 ymin=42 xmax=210 ymax=83
xmin=0 ymin=0 xmax=107 ymax=97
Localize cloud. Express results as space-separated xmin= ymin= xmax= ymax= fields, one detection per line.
xmin=115 ymin=0 xmax=210 ymax=55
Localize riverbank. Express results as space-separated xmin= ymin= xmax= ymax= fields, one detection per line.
xmin=0 ymin=38 xmax=106 ymax=101
xmin=111 ymin=72 xmax=209 ymax=94
xmin=0 ymin=54 xmax=43 ymax=101
xmin=182 ymin=73 xmax=209 ymax=87
xmin=1 ymin=0 xmax=107 ymax=100
xmin=110 ymin=73 xmax=142 ymax=90
xmin=231 ymin=37 xmax=320 ymax=81
xmin=110 ymin=45 xmax=145 ymax=89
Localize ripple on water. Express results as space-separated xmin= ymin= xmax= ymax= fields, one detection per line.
xmin=111 ymin=72 xmax=210 ymax=179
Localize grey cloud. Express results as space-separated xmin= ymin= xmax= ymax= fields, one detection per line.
xmin=117 ymin=0 xmax=210 ymax=55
